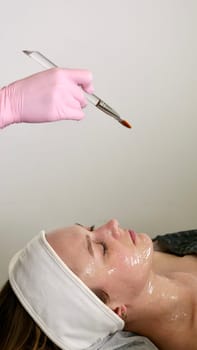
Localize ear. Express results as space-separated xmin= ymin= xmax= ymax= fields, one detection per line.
xmin=113 ymin=304 xmax=127 ymax=321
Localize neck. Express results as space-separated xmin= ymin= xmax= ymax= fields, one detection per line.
xmin=125 ymin=253 xmax=195 ymax=349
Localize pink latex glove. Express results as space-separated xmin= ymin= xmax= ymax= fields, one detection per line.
xmin=0 ymin=68 xmax=94 ymax=128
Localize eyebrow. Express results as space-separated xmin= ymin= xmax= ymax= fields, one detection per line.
xmin=85 ymin=235 xmax=94 ymax=257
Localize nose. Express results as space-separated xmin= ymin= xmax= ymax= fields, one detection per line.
xmin=106 ymin=219 xmax=121 ymax=239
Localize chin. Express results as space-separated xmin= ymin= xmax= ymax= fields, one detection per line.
xmin=138 ymin=233 xmax=154 ymax=257
xmin=138 ymin=232 xmax=153 ymax=243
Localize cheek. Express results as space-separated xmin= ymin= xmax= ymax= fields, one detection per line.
xmin=131 ymin=246 xmax=152 ymax=268
xmin=79 ymin=261 xmax=98 ymax=281
xmin=109 ymin=233 xmax=153 ymax=273
xmin=113 ymin=246 xmax=152 ymax=271
xmin=104 ymin=247 xmax=153 ymax=292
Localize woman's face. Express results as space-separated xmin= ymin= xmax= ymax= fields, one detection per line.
xmin=47 ymin=219 xmax=153 ymax=310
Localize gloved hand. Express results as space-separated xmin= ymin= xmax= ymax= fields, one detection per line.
xmin=0 ymin=68 xmax=94 ymax=128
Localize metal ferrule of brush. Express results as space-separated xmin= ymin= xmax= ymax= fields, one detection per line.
xmin=96 ymin=100 xmax=121 ymax=121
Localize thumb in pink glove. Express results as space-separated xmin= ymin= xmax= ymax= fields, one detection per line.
xmin=0 ymin=68 xmax=94 ymax=128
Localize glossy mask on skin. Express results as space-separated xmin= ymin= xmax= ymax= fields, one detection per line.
xmin=128 ymin=243 xmax=151 ymax=267
xmin=91 ymin=231 xmax=153 ymax=302
xmin=142 ymin=272 xmax=191 ymax=328
xmin=170 ymin=310 xmax=188 ymax=322
xmin=81 ymin=261 xmax=96 ymax=277
xmin=147 ymin=280 xmax=154 ymax=295
xmin=107 ymin=268 xmax=117 ymax=275
xmin=70 ymin=221 xmax=194 ymax=338
xmin=113 ymin=234 xmax=152 ymax=271
xmin=47 ymin=220 xmax=154 ymax=306
xmin=95 ymin=224 xmax=152 ymax=297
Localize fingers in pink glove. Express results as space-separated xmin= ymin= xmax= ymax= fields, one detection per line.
xmin=46 ymin=68 xmax=93 ymax=108
xmin=65 ymin=69 xmax=94 ymax=94
xmin=58 ymin=106 xmax=85 ymax=121
xmin=0 ymin=67 xmax=94 ymax=127
xmin=55 ymin=91 xmax=85 ymax=121
xmin=69 ymin=84 xmax=88 ymax=108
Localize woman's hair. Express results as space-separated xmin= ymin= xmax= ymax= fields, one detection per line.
xmin=0 ymin=281 xmax=109 ymax=350
xmin=0 ymin=280 xmax=61 ymax=350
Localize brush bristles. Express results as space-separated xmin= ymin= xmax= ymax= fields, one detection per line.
xmin=121 ymin=120 xmax=132 ymax=129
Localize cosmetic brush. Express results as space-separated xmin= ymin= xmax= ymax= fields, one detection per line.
xmin=22 ymin=50 xmax=132 ymax=129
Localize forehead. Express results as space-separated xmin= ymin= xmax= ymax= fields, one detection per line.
xmin=46 ymin=225 xmax=91 ymax=275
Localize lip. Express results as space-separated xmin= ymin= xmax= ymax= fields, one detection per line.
xmin=128 ymin=230 xmax=136 ymax=244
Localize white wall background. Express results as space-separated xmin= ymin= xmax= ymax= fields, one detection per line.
xmin=0 ymin=0 xmax=196 ymax=286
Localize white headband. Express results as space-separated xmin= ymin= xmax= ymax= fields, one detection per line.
xmin=8 ymin=231 xmax=124 ymax=350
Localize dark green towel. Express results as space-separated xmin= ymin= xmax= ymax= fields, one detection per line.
xmin=153 ymin=229 xmax=197 ymax=256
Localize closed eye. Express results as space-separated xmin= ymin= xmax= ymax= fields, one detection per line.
xmin=75 ymin=224 xmax=106 ymax=256
xmin=75 ymin=223 xmax=95 ymax=232
xmin=86 ymin=226 xmax=107 ymax=256
xmin=89 ymin=226 xmax=107 ymax=256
